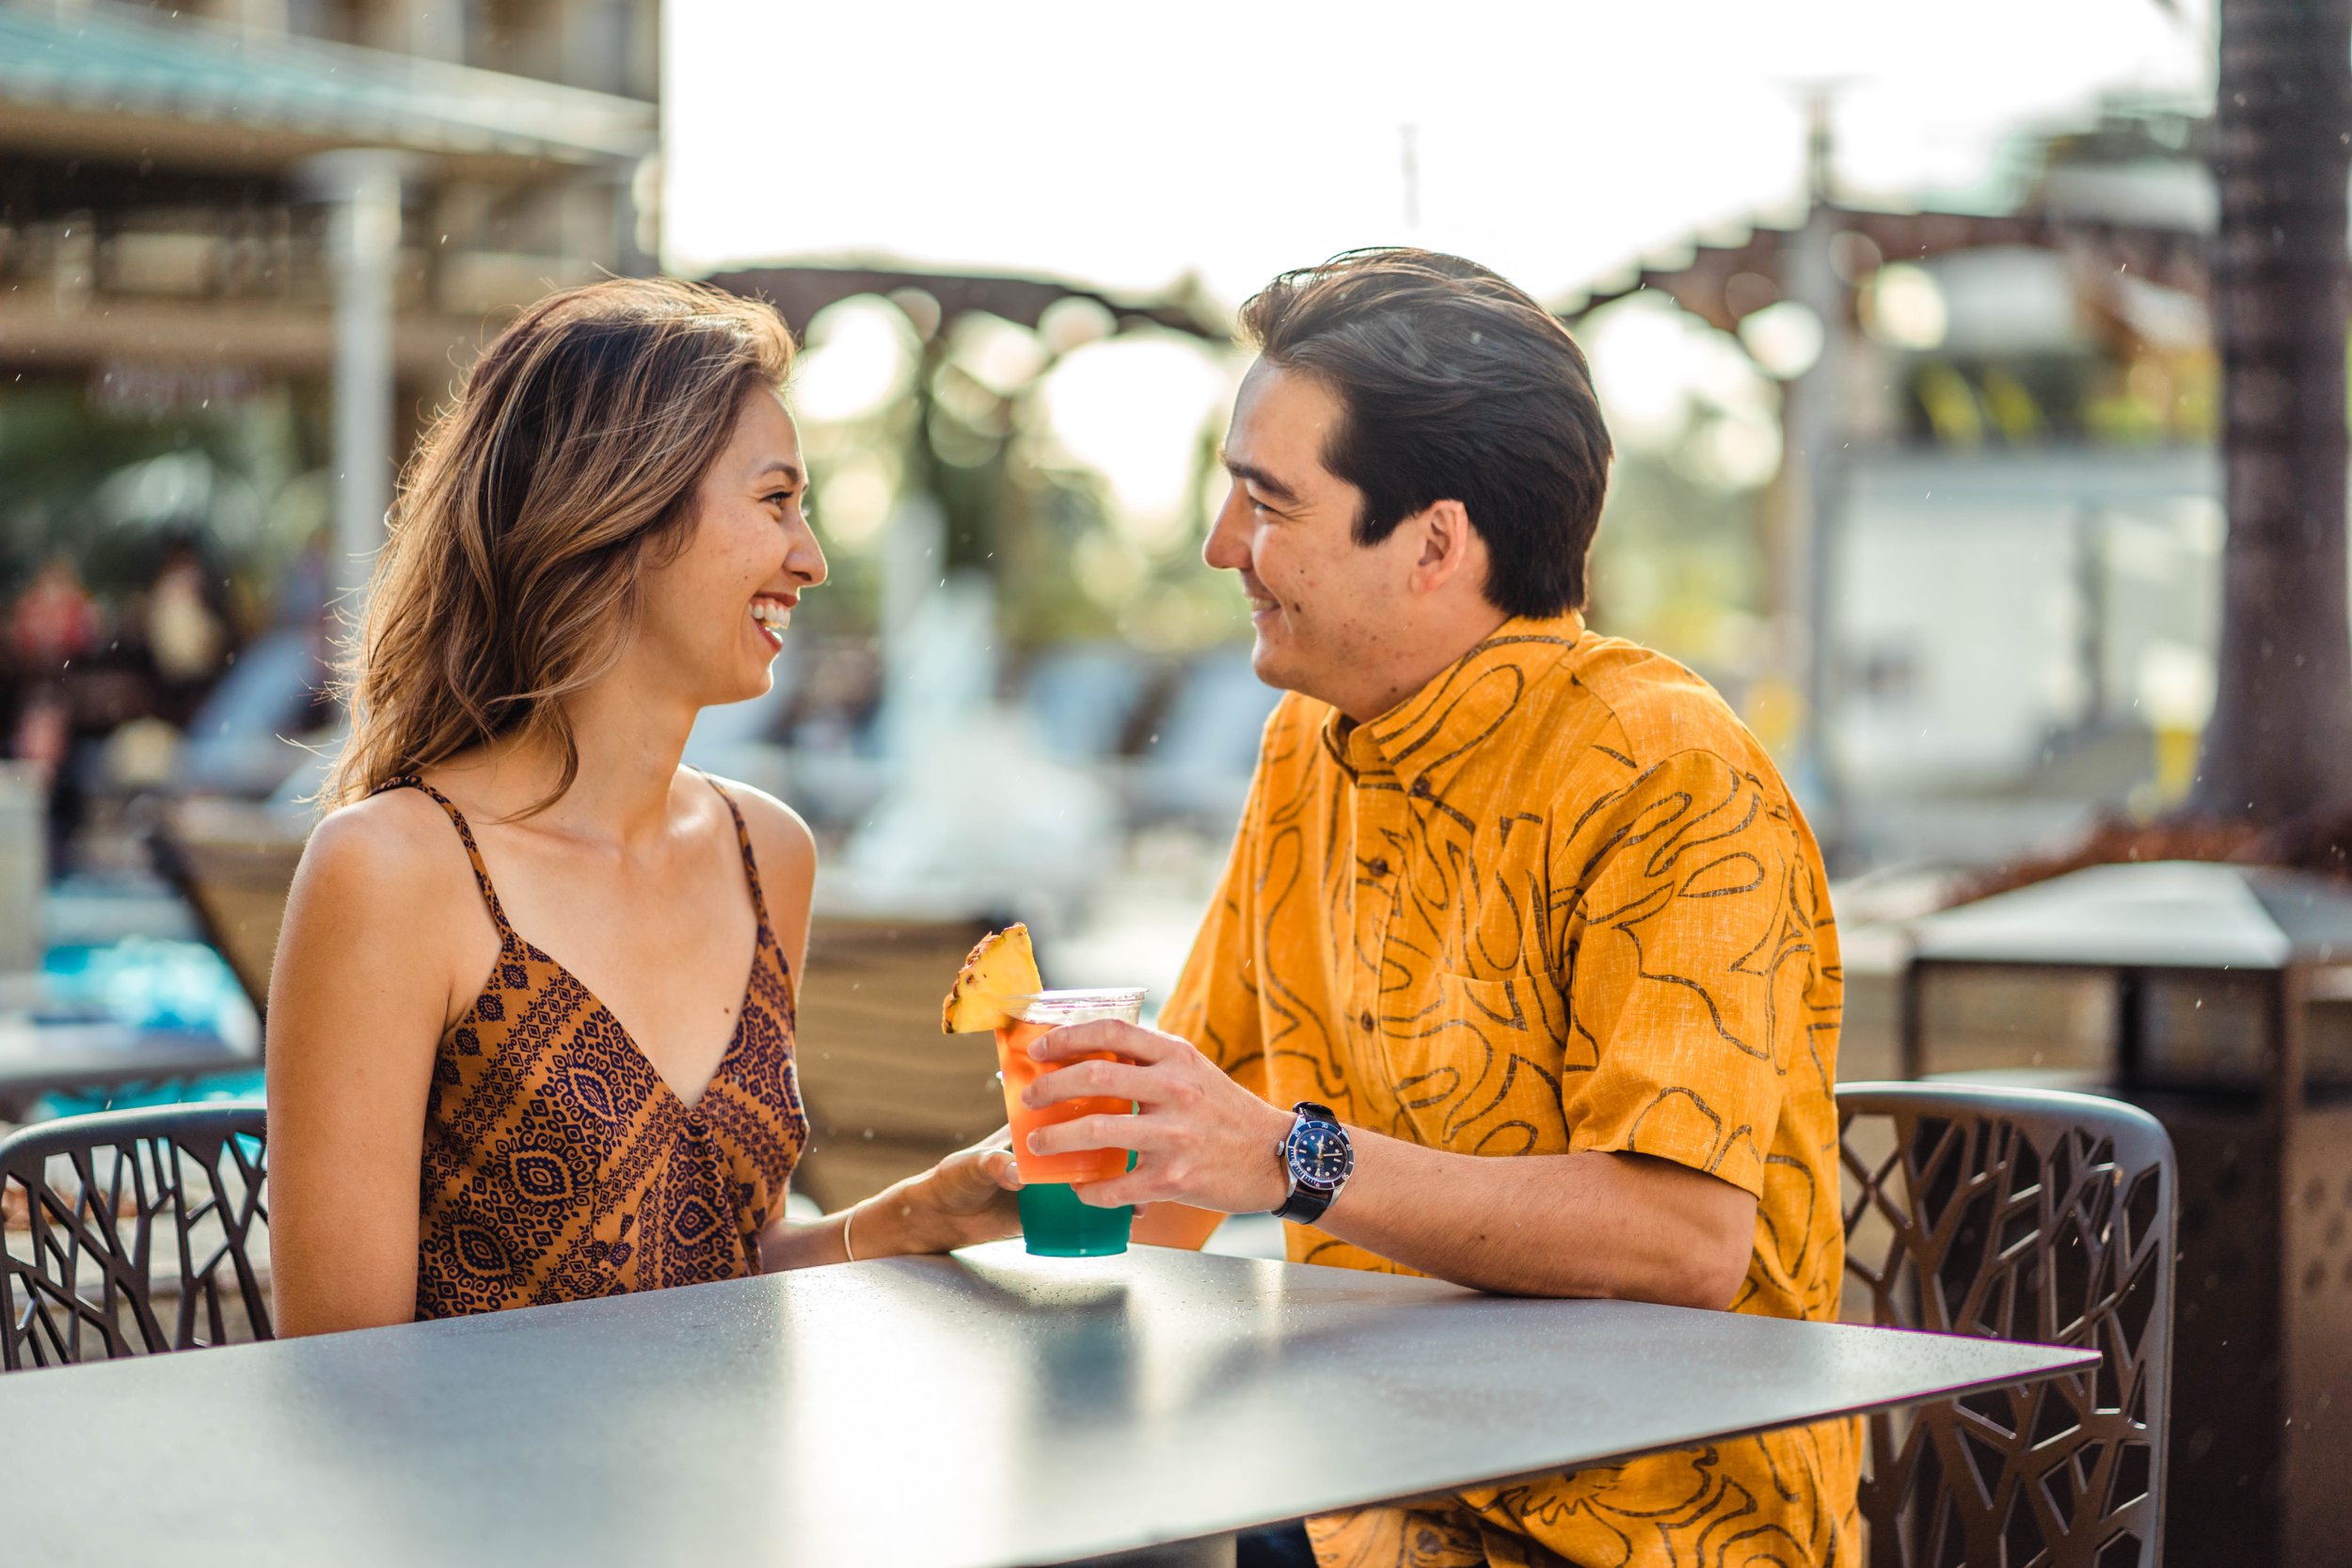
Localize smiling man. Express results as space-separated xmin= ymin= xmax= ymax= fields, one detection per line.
xmin=1025 ymin=249 xmax=1856 ymax=1568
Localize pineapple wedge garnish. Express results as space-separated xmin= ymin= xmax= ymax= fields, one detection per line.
xmin=940 ymin=924 xmax=1044 ymax=1033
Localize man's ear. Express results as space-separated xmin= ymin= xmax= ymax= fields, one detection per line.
xmin=1411 ymin=499 xmax=1480 ymax=593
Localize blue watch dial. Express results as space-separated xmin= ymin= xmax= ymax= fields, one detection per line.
xmin=1289 ymin=1119 xmax=1353 ymax=1190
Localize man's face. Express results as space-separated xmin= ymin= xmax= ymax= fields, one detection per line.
xmin=1205 ymin=359 xmax=1426 ymax=707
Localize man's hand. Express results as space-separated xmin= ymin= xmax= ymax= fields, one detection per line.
xmin=1022 ymin=1021 xmax=1296 ymax=1212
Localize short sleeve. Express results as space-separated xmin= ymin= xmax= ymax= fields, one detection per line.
xmin=1158 ymin=756 xmax=1270 ymax=1101
xmin=1560 ymin=749 xmax=1812 ymax=1198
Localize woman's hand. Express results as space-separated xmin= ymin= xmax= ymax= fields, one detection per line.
xmin=848 ymin=1127 xmax=1024 ymax=1258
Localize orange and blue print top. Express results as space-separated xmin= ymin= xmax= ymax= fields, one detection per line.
xmin=383 ymin=776 xmax=807 ymax=1321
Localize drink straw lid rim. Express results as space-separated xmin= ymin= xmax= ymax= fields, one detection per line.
xmin=1007 ymin=987 xmax=1148 ymax=1019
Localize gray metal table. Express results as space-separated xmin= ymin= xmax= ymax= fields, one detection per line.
xmin=0 ymin=1015 xmax=246 ymax=1119
xmin=0 ymin=1243 xmax=2094 ymax=1567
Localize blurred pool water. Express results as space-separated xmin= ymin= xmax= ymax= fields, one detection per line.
xmin=32 ymin=938 xmax=263 ymax=1118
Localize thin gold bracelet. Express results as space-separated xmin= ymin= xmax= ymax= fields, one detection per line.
xmin=841 ymin=1203 xmax=861 ymax=1263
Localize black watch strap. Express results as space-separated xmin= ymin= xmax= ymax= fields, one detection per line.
xmin=1273 ymin=1181 xmax=1336 ymax=1226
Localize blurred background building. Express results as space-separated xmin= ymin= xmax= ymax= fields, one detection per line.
xmin=1563 ymin=100 xmax=2221 ymax=872
xmin=0 ymin=0 xmax=656 ymax=865
xmin=0 ymin=1 xmax=2277 ymax=1029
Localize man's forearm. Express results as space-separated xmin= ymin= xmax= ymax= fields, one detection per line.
xmin=1315 ymin=1129 xmax=1756 ymax=1306
xmin=1015 ymin=1019 xmax=1756 ymax=1302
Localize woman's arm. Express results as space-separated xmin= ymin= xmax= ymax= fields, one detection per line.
xmin=264 ymin=799 xmax=463 ymax=1336
xmin=723 ymin=784 xmax=1021 ymax=1268
xmin=759 ymin=1130 xmax=1023 ymax=1268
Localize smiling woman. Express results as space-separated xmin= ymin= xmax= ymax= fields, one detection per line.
xmin=267 ymin=278 xmax=1024 ymax=1338
xmin=324 ymin=279 xmax=804 ymax=816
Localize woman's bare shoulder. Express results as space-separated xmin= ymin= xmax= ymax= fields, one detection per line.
xmin=291 ymin=787 xmax=479 ymax=925
xmin=702 ymin=775 xmax=816 ymax=884
xmin=268 ymin=786 xmax=487 ymax=1055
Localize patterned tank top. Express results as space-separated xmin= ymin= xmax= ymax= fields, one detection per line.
xmin=383 ymin=774 xmax=808 ymax=1321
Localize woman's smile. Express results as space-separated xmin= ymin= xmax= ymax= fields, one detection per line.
xmin=750 ymin=593 xmax=795 ymax=652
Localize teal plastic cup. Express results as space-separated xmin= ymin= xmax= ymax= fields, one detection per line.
xmin=1016 ymin=1179 xmax=1134 ymax=1258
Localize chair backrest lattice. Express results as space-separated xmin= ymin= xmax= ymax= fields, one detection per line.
xmin=0 ymin=1103 xmax=272 ymax=1370
xmin=1838 ymin=1081 xmax=2175 ymax=1568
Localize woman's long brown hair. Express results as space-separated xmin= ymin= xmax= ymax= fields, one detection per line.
xmin=325 ymin=277 xmax=795 ymax=815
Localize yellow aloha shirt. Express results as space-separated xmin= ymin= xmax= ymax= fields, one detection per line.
xmin=1161 ymin=610 xmax=1859 ymax=1568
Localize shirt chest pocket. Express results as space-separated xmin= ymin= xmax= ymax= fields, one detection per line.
xmin=1381 ymin=968 xmax=1571 ymax=1156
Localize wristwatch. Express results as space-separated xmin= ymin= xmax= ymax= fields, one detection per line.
xmin=1272 ymin=1101 xmax=1355 ymax=1225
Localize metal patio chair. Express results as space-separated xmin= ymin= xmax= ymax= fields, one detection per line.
xmin=0 ymin=1101 xmax=271 ymax=1370
xmin=1839 ymin=1080 xmax=2175 ymax=1568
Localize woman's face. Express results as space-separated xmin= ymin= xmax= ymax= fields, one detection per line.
xmin=634 ymin=388 xmax=827 ymax=708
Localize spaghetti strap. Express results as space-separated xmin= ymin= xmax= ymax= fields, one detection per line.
xmin=373 ymin=774 xmax=516 ymax=938
xmin=697 ymin=774 xmax=774 ymax=937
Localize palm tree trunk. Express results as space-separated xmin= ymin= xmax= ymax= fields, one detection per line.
xmin=2191 ymin=0 xmax=2352 ymax=821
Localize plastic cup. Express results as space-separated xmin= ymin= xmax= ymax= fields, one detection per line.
xmin=995 ymin=988 xmax=1145 ymax=1257
xmin=1016 ymin=1178 xmax=1135 ymax=1258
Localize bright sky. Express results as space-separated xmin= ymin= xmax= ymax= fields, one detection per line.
xmin=664 ymin=0 xmax=2213 ymax=308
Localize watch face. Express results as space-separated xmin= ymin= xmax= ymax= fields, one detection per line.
xmin=1289 ymin=1120 xmax=1354 ymax=1191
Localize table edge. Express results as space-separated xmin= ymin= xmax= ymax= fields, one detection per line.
xmin=1027 ymin=1339 xmax=2103 ymax=1565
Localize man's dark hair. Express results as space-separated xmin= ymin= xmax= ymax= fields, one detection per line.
xmin=1237 ymin=247 xmax=1613 ymax=618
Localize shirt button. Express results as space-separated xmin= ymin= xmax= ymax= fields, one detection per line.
xmin=1359 ymin=1010 xmax=1375 ymax=1032
xmin=1368 ymin=857 xmax=1391 ymax=878
xmin=1409 ymin=778 xmax=1432 ymax=799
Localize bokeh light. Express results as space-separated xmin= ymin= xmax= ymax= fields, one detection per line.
xmin=791 ymin=296 xmax=919 ymax=423
xmin=1584 ymin=296 xmax=1775 ymax=448
xmin=1738 ymin=300 xmax=1825 ymax=380
xmin=1864 ymin=263 xmax=1949 ymax=352
xmin=1036 ymin=331 xmax=1234 ymax=547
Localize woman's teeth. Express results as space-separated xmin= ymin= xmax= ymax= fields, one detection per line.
xmin=751 ymin=601 xmax=791 ymax=633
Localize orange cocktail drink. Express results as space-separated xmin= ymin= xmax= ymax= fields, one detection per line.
xmin=994 ymin=989 xmax=1147 ymax=1185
